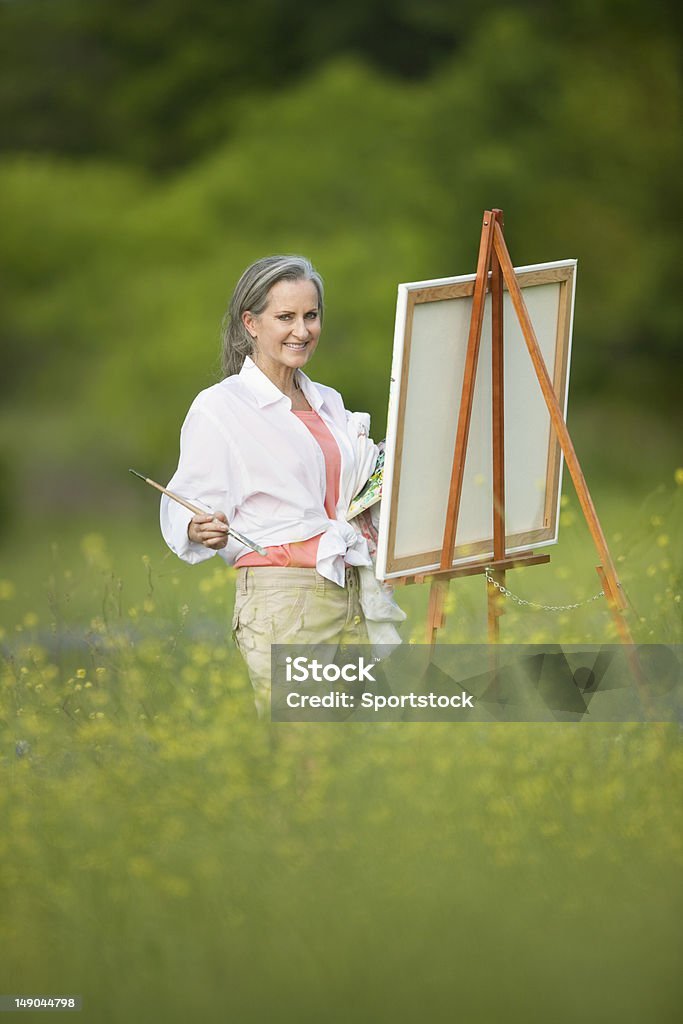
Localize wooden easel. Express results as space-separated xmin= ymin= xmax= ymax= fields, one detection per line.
xmin=396 ymin=209 xmax=633 ymax=648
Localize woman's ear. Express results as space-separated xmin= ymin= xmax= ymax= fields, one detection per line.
xmin=242 ymin=310 xmax=257 ymax=339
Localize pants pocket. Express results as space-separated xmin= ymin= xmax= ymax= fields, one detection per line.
xmin=265 ymin=588 xmax=307 ymax=642
xmin=232 ymin=590 xmax=264 ymax=652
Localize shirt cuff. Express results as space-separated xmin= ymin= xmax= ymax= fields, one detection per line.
xmin=160 ymin=497 xmax=216 ymax=565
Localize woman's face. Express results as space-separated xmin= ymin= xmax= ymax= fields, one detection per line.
xmin=243 ymin=278 xmax=321 ymax=379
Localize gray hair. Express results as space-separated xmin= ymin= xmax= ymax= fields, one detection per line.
xmin=220 ymin=255 xmax=324 ymax=377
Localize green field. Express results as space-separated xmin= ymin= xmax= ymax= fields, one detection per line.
xmin=1 ymin=448 xmax=681 ymax=1021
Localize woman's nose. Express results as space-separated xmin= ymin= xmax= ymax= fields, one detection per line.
xmin=291 ymin=320 xmax=309 ymax=340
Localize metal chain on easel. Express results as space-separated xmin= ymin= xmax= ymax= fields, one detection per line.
xmin=484 ymin=568 xmax=605 ymax=613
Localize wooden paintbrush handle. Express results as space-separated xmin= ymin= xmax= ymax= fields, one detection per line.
xmin=144 ymin=477 xmax=205 ymax=516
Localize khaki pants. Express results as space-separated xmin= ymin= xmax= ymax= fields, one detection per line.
xmin=232 ymin=566 xmax=369 ymax=718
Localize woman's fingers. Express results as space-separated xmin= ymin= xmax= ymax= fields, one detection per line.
xmin=205 ymin=535 xmax=229 ymax=549
xmin=188 ymin=512 xmax=230 ymax=548
xmin=187 ymin=513 xmax=211 ymax=544
xmin=204 ymin=516 xmax=229 ymax=549
xmin=206 ymin=514 xmax=230 ymax=548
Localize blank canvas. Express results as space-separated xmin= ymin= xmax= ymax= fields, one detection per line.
xmin=376 ymin=261 xmax=577 ymax=579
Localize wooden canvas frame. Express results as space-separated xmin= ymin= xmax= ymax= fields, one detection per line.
xmin=376 ymin=259 xmax=577 ymax=580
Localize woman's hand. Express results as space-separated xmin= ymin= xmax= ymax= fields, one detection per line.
xmin=187 ymin=511 xmax=230 ymax=549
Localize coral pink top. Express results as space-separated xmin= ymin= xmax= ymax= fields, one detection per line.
xmin=235 ymin=409 xmax=341 ymax=568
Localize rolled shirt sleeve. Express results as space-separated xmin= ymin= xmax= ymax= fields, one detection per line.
xmin=160 ymin=402 xmax=243 ymax=565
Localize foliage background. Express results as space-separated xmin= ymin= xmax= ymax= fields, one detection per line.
xmin=0 ymin=1 xmax=681 ymax=1020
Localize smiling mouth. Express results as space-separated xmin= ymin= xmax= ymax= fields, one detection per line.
xmin=283 ymin=342 xmax=308 ymax=350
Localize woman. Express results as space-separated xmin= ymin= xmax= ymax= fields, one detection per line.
xmin=160 ymin=255 xmax=403 ymax=717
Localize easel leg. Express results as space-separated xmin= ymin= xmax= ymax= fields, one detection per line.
xmin=487 ymin=569 xmax=505 ymax=643
xmin=595 ymin=565 xmax=656 ymax=715
xmin=595 ymin=565 xmax=634 ymax=645
xmin=492 ymin=221 xmax=630 ymax=631
xmin=440 ymin=210 xmax=496 ymax=571
xmin=426 ymin=578 xmax=449 ymax=647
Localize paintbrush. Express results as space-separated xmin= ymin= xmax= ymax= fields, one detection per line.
xmin=129 ymin=468 xmax=267 ymax=557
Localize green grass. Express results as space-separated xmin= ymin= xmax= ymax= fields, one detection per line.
xmin=0 ymin=468 xmax=681 ymax=1022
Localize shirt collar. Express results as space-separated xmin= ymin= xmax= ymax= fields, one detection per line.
xmin=239 ymin=356 xmax=324 ymax=413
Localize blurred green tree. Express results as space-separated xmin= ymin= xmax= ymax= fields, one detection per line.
xmin=1 ymin=0 xmax=680 ymax=170
xmin=0 ymin=2 xmax=680 ymax=514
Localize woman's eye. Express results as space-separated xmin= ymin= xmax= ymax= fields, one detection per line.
xmin=276 ymin=312 xmax=318 ymax=321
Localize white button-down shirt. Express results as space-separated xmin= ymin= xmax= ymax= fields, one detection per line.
xmin=160 ymin=357 xmax=378 ymax=587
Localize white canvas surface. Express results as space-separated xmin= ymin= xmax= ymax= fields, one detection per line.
xmin=377 ymin=260 xmax=576 ymax=579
